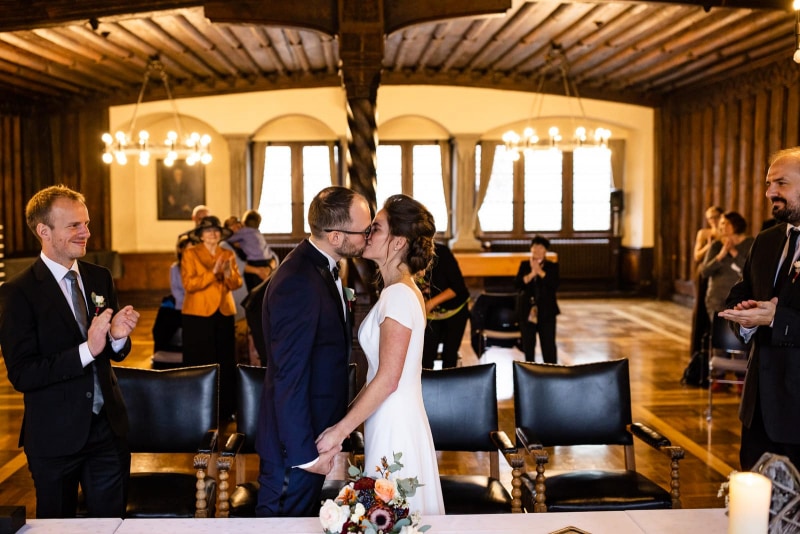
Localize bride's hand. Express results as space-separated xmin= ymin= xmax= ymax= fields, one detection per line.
xmin=316 ymin=426 xmax=344 ymax=454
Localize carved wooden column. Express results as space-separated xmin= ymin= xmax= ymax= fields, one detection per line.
xmin=450 ymin=134 xmax=483 ymax=251
xmin=338 ymin=0 xmax=383 ymax=212
xmin=224 ymin=134 xmax=249 ymax=217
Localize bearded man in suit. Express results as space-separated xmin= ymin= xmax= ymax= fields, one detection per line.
xmin=0 ymin=185 xmax=140 ymax=518
xmin=721 ymin=147 xmax=800 ymax=470
xmin=256 ymin=186 xmax=371 ymax=517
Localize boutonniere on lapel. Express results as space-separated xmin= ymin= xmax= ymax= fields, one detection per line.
xmin=793 ymin=261 xmax=800 ymax=284
xmin=91 ymin=292 xmax=106 ymax=316
xmin=343 ymin=287 xmax=356 ymax=312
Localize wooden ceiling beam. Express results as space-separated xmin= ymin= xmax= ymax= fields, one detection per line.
xmin=0 ymin=1 xmax=204 ymax=32
xmin=589 ymin=0 xmax=789 ymax=10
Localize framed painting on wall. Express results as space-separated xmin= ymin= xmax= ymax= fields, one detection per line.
xmin=157 ymin=160 xmax=205 ymax=220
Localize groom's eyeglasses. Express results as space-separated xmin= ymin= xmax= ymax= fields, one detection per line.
xmin=324 ymin=226 xmax=372 ymax=239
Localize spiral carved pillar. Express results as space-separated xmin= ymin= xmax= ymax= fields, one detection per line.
xmin=338 ymin=0 xmax=383 ymax=214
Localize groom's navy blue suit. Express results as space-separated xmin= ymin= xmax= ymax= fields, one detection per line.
xmin=256 ymin=239 xmax=351 ymax=516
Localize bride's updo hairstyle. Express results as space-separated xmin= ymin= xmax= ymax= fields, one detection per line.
xmin=383 ymin=194 xmax=436 ymax=274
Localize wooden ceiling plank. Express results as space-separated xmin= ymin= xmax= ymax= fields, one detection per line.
xmin=117 ymin=18 xmax=215 ymax=78
xmin=464 ymin=1 xmax=559 ymax=72
xmin=0 ymin=57 xmax=94 ymax=94
xmin=194 ymin=21 xmax=264 ymax=75
xmin=155 ymin=13 xmax=240 ymax=77
xmin=0 ymin=36 xmax=131 ymax=90
xmin=603 ymin=9 xmax=754 ymax=87
xmin=283 ymin=28 xmax=312 ymax=73
xmin=31 ymin=28 xmax=105 ymax=62
xmin=621 ymin=10 xmax=791 ymax=90
xmin=577 ymin=5 xmax=708 ymax=82
xmin=417 ymin=21 xmax=452 ymax=71
xmin=0 ymin=39 xmax=126 ymax=92
xmin=241 ymin=26 xmax=291 ymax=76
xmin=647 ymin=33 xmax=793 ymax=93
xmin=507 ymin=2 xmax=633 ymax=74
xmin=203 ymin=0 xmax=337 ymax=35
xmin=220 ymin=25 xmax=285 ymax=75
xmin=391 ymin=26 xmax=424 ymax=72
xmin=265 ymin=27 xmax=300 ymax=72
xmin=63 ymin=26 xmax=149 ymax=78
xmin=566 ymin=4 xmax=683 ymax=74
xmin=440 ymin=18 xmax=494 ymax=72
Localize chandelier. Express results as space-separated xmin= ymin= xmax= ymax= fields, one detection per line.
xmin=794 ymin=0 xmax=800 ymax=63
xmin=503 ymin=45 xmax=611 ymax=161
xmin=101 ymin=58 xmax=212 ymax=167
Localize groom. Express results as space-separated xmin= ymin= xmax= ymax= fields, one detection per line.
xmin=256 ymin=186 xmax=372 ymax=517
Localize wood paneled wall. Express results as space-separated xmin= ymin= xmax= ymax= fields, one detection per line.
xmin=0 ymin=105 xmax=110 ymax=257
xmin=658 ymin=61 xmax=800 ymax=300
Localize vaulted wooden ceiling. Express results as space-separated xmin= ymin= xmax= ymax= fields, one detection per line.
xmin=0 ymin=0 xmax=796 ymax=111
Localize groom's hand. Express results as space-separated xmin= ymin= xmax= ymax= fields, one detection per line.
xmin=303 ymin=446 xmax=341 ymax=475
xmin=315 ymin=426 xmax=343 ymax=455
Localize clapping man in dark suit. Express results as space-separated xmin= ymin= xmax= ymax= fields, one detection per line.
xmin=721 ymin=147 xmax=800 ymax=470
xmin=0 ymin=185 xmax=140 ymax=518
xmin=256 ymin=186 xmax=372 ymax=517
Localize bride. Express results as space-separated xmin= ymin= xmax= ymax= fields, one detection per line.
xmin=315 ymin=194 xmax=445 ymax=515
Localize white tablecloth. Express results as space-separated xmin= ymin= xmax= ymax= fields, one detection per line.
xmin=19 ymin=517 xmax=122 ymax=534
xmin=20 ymin=509 xmax=729 ymax=534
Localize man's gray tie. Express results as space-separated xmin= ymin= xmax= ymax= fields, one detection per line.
xmin=65 ymin=271 xmax=104 ymax=414
xmin=775 ymin=229 xmax=800 ymax=296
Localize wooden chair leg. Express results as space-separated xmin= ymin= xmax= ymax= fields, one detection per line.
xmin=667 ymin=447 xmax=683 ymax=509
xmin=216 ymin=455 xmax=234 ymax=518
xmin=508 ymin=452 xmax=525 ymax=513
xmin=530 ymin=450 xmax=548 ymax=513
xmin=193 ymin=451 xmax=211 ymax=518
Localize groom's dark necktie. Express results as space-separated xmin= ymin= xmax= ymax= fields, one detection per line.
xmin=64 ymin=271 xmax=104 ymax=414
xmin=775 ymin=228 xmax=800 ymax=296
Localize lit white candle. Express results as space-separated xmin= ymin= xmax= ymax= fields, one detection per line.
xmin=728 ymin=472 xmax=772 ymax=534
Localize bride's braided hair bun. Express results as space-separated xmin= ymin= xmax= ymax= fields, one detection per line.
xmin=383 ymin=194 xmax=436 ymax=274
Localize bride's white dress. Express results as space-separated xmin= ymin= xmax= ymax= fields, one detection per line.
xmin=358 ymin=282 xmax=445 ymax=516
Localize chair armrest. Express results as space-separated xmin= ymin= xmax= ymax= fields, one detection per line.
xmin=628 ymin=423 xmax=685 ymax=460
xmin=490 ymin=430 xmax=516 ymax=454
xmin=516 ymin=427 xmax=545 ymax=453
xmin=198 ymin=429 xmax=218 ymax=454
xmin=220 ymin=432 xmax=245 ymax=457
xmin=628 ymin=422 xmax=685 ymax=510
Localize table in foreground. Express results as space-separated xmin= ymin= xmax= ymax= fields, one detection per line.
xmin=18 ymin=508 xmax=728 ymax=534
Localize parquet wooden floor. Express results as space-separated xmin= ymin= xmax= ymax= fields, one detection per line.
xmin=0 ymin=297 xmax=736 ymax=517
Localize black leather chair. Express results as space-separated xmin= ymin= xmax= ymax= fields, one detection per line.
xmin=421 ymin=363 xmax=524 ymax=514
xmin=469 ymin=292 xmax=522 ymax=356
xmin=513 ymin=359 xmax=685 ymax=512
xmin=220 ymin=363 xmax=363 ymax=517
xmin=115 ymin=364 xmax=219 ymax=518
xmin=706 ymin=315 xmax=750 ymax=421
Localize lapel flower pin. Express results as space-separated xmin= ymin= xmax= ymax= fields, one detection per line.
xmin=343 ymin=287 xmax=357 ymax=312
xmin=91 ymin=292 xmax=106 ymax=316
xmin=793 ymin=261 xmax=800 ymax=284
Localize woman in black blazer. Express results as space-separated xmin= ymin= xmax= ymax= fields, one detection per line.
xmin=514 ymin=235 xmax=560 ymax=363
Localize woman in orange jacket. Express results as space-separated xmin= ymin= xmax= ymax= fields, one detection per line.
xmin=181 ymin=215 xmax=243 ymax=419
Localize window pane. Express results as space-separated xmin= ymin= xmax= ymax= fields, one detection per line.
xmin=302 ymin=145 xmax=333 ymax=233
xmin=257 ymin=146 xmax=292 ymax=233
xmin=376 ymin=145 xmax=402 ymax=207
xmin=573 ymin=147 xmax=611 ymax=231
xmin=412 ymin=145 xmax=448 ymax=233
xmin=477 ymin=145 xmax=514 ymax=232
xmin=524 ymin=149 xmax=562 ymax=231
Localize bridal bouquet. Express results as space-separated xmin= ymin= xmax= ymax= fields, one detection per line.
xmin=319 ymin=452 xmax=431 ymax=534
